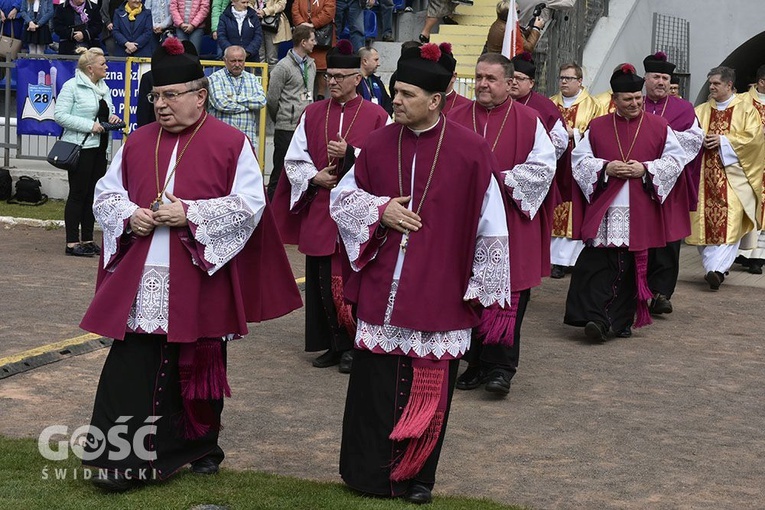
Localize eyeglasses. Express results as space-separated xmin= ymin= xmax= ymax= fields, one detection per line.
xmin=558 ymin=76 xmax=580 ymax=82
xmin=147 ymin=89 xmax=200 ymax=103
xmin=324 ymin=72 xmax=359 ymax=83
xmin=511 ymin=76 xmax=531 ymax=82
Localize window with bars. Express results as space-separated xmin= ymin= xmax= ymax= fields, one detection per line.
xmin=652 ymin=13 xmax=690 ymax=97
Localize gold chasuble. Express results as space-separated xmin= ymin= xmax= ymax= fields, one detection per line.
xmin=741 ymin=85 xmax=765 ymax=227
xmin=593 ymin=90 xmax=615 ymax=114
xmin=687 ymin=95 xmax=765 ymax=245
xmin=550 ymin=87 xmax=605 ymax=237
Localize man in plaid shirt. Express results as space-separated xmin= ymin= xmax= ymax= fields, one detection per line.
xmin=208 ymin=45 xmax=267 ymax=149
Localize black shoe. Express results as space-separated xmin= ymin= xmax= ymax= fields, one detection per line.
xmin=190 ymin=456 xmax=220 ymax=475
xmin=748 ymin=261 xmax=763 ymax=275
xmin=381 ymin=32 xmax=394 ymax=42
xmin=65 ymin=244 xmax=94 ymax=257
xmin=312 ymin=349 xmax=341 ymax=368
xmin=584 ymin=321 xmax=607 ymax=342
xmin=418 ymin=34 xmax=430 ymax=43
xmin=704 ymin=271 xmax=724 ymax=290
xmin=734 ymin=255 xmax=751 ymax=267
xmin=451 ymin=0 xmax=473 ymax=4
xmin=455 ymin=365 xmax=486 ymax=390
xmin=91 ymin=471 xmax=142 ymax=492
xmin=403 ymin=483 xmax=432 ymax=504
xmin=441 ymin=15 xmax=458 ymax=25
xmin=550 ymin=264 xmax=566 ymax=279
xmin=81 ymin=242 xmax=101 ymax=256
xmin=484 ymin=370 xmax=511 ymax=396
xmin=651 ymin=294 xmax=673 ymax=315
xmin=615 ymin=326 xmax=632 ymax=338
xmin=338 ymin=350 xmax=354 ymax=373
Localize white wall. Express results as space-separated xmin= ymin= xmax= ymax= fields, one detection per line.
xmin=582 ymin=0 xmax=765 ymax=103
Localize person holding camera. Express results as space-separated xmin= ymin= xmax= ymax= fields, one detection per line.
xmin=53 ymin=47 xmax=121 ymax=257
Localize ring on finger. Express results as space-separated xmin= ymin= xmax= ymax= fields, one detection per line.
xmin=398 ymin=219 xmax=404 ymax=226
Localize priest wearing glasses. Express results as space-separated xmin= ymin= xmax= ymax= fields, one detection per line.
xmin=563 ymin=64 xmax=685 ymax=342
xmin=79 ymin=37 xmax=301 ymax=492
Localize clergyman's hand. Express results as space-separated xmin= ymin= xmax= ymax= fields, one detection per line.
xmin=382 ymin=196 xmax=422 ymax=233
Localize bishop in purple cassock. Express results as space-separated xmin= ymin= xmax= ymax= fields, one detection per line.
xmin=80 ymin=38 xmax=301 ymax=491
xmin=449 ymin=52 xmax=557 ymax=396
xmin=642 ymin=53 xmax=703 ymax=315
xmin=329 ymin=43 xmax=510 ymax=504
xmin=271 ymin=40 xmax=390 ymax=371
xmin=564 ymin=64 xmax=685 ymax=342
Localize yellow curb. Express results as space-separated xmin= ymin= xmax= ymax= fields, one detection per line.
xmin=0 ymin=333 xmax=101 ymax=366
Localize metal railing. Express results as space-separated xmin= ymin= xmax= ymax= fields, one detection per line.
xmin=1 ymin=54 xmax=269 ymax=170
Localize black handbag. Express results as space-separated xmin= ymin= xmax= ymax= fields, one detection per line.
xmin=47 ymin=140 xmax=84 ymax=171
xmin=307 ymin=0 xmax=333 ymax=47
xmin=261 ymin=14 xmax=280 ymax=32
xmin=47 ymin=116 xmax=95 ymax=171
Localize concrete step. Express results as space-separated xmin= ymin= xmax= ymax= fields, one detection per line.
xmin=452 ymin=15 xmax=496 ymax=25
xmin=433 ymin=33 xmax=486 ymax=45
xmin=454 ymin=4 xmax=496 ymax=16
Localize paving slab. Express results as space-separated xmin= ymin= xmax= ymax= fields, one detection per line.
xmin=1 ymin=223 xmax=764 ymax=509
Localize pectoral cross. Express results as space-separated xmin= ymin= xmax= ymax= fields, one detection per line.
xmin=400 ymin=230 xmax=410 ymax=253
xmin=150 ymin=200 xmax=161 ymax=212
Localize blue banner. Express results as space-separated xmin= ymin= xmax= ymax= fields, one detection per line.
xmin=16 ymin=59 xmax=142 ymax=139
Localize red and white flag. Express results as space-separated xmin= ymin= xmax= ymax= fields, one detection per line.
xmin=501 ymin=0 xmax=519 ymax=58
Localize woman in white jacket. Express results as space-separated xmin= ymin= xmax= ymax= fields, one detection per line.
xmin=53 ymin=47 xmax=121 ymax=257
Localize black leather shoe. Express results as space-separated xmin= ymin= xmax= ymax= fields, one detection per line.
xmin=748 ymin=261 xmax=763 ymax=275
xmin=615 ymin=326 xmax=632 ymax=338
xmin=584 ymin=321 xmax=607 ymax=342
xmin=484 ymin=370 xmax=511 ymax=396
xmin=65 ymin=244 xmax=94 ymax=257
xmin=418 ymin=34 xmax=430 ymax=43
xmin=734 ymin=255 xmax=750 ymax=267
xmin=550 ymin=264 xmax=566 ymax=279
xmin=91 ymin=471 xmax=142 ymax=492
xmin=191 ymin=456 xmax=220 ymax=475
xmin=338 ymin=350 xmax=354 ymax=373
xmin=651 ymin=294 xmax=673 ymax=315
xmin=81 ymin=242 xmax=101 ymax=256
xmin=455 ymin=365 xmax=486 ymax=390
xmin=441 ymin=15 xmax=458 ymax=25
xmin=312 ymin=349 xmax=341 ymax=368
xmin=403 ymin=483 xmax=432 ymax=504
xmin=704 ymin=271 xmax=724 ymax=290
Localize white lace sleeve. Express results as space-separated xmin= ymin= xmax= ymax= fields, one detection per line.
xmin=464 ymin=177 xmax=510 ymax=307
xmin=673 ymin=118 xmax=703 ymax=167
xmin=644 ymin=127 xmax=684 ymax=204
xmin=283 ymin=116 xmax=319 ymax=209
xmin=330 ymin=166 xmax=390 ymax=271
xmin=550 ymin=119 xmax=569 ymax=160
xmin=502 ymin=119 xmax=556 ymax=219
xmin=184 ymin=139 xmax=266 ymax=275
xmin=571 ymin=130 xmax=606 ymax=203
xmin=93 ymin=146 xmax=139 ymax=268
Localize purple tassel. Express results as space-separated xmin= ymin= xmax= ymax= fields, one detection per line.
xmin=389 ymin=366 xmax=444 ymax=441
xmin=477 ymin=299 xmax=517 ymax=347
xmin=390 ymin=412 xmax=444 ymax=482
xmin=182 ymin=340 xmax=231 ymax=401
xmin=633 ymin=250 xmax=653 ymax=328
xmin=331 ymin=275 xmax=357 ymax=338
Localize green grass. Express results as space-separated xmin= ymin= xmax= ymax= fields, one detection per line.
xmin=0 ymin=437 xmax=521 ymax=510
xmin=0 ymin=199 xmax=66 ymax=221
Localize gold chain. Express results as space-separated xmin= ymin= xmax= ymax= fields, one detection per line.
xmin=396 ymin=118 xmax=447 ymax=251
xmin=152 ymin=113 xmax=208 ymax=211
xmin=643 ymin=96 xmax=669 ymax=118
xmin=613 ymin=111 xmax=645 ymax=162
xmin=471 ymin=99 xmax=513 ymax=152
xmin=324 ymin=98 xmax=363 ymax=167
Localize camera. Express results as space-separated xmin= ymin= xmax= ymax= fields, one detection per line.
xmin=527 ymin=2 xmax=546 ymax=28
